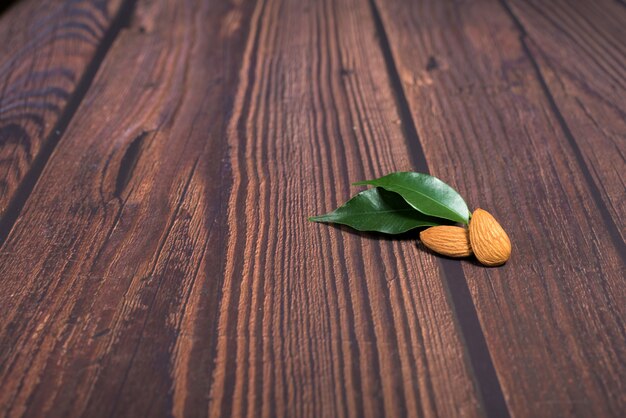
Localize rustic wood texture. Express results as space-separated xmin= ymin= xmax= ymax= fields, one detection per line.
xmin=0 ymin=0 xmax=488 ymax=416
xmin=0 ymin=0 xmax=624 ymax=417
xmin=212 ymin=0 xmax=487 ymax=416
xmin=505 ymin=0 xmax=626 ymax=241
xmin=0 ymin=0 xmax=126 ymax=223
xmin=373 ymin=0 xmax=626 ymax=416
xmin=0 ymin=0 xmax=258 ymax=415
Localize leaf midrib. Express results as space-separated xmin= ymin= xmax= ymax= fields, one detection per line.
xmin=313 ymin=208 xmax=419 ymax=218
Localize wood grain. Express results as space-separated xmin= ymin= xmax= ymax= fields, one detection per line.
xmin=505 ymin=0 xmax=626 ymax=241
xmin=212 ymin=0 xmax=486 ymax=416
xmin=0 ymin=0 xmax=126 ymax=225
xmin=0 ymin=0 xmax=257 ymax=416
xmin=0 ymin=0 xmax=483 ymax=416
xmin=373 ymin=0 xmax=626 ymax=416
xmin=1 ymin=0 xmax=624 ymax=416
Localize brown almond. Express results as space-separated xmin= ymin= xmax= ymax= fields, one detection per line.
xmin=419 ymin=226 xmax=472 ymax=258
xmin=469 ymin=208 xmax=511 ymax=266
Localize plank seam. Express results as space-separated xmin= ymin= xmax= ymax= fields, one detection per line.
xmin=0 ymin=0 xmax=139 ymax=247
xmin=0 ymin=0 xmax=18 ymax=16
xmin=367 ymin=0 xmax=511 ymax=416
xmin=499 ymin=0 xmax=626 ymax=260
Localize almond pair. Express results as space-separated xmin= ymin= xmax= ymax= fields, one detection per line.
xmin=419 ymin=209 xmax=511 ymax=266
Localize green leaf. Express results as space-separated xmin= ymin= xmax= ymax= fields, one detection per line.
xmin=353 ymin=172 xmax=470 ymax=224
xmin=309 ymin=188 xmax=442 ymax=234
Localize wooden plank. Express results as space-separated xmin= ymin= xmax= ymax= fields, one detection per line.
xmin=504 ymin=0 xmax=626 ymax=241
xmin=211 ymin=0 xmax=486 ymax=416
xmin=373 ymin=0 xmax=626 ymax=416
xmin=0 ymin=0 xmax=258 ymax=416
xmin=0 ymin=0 xmax=125 ymax=225
xmin=0 ymin=0 xmax=485 ymax=417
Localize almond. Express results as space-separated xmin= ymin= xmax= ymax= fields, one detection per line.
xmin=419 ymin=226 xmax=472 ymax=258
xmin=469 ymin=208 xmax=511 ymax=266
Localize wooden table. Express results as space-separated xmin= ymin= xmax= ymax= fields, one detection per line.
xmin=0 ymin=0 xmax=624 ymax=416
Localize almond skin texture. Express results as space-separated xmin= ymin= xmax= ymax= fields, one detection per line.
xmin=469 ymin=208 xmax=511 ymax=266
xmin=420 ymin=226 xmax=472 ymax=258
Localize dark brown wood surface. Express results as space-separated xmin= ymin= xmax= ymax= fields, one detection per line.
xmin=0 ymin=0 xmax=127 ymax=226
xmin=507 ymin=0 xmax=626 ymax=241
xmin=0 ymin=0 xmax=624 ymax=417
xmin=374 ymin=0 xmax=626 ymax=416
